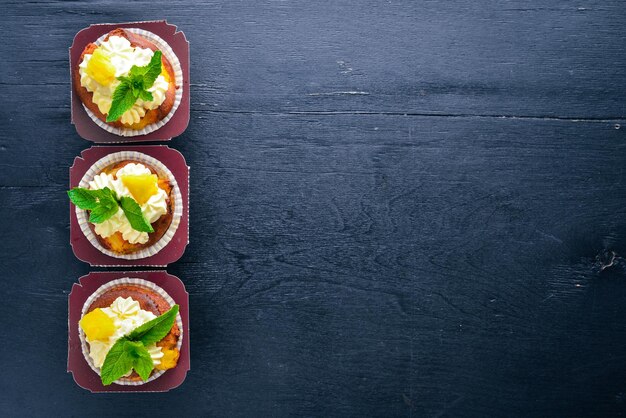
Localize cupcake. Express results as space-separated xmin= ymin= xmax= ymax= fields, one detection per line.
xmin=68 ymin=151 xmax=183 ymax=259
xmin=74 ymin=28 xmax=182 ymax=135
xmin=79 ymin=278 xmax=182 ymax=385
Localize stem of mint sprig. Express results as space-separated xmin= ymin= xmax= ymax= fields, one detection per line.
xmin=106 ymin=50 xmax=163 ymax=123
xmin=68 ymin=187 xmax=154 ymax=233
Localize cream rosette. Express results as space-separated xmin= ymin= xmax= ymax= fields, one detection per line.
xmin=80 ymin=28 xmax=183 ymax=137
xmin=79 ymin=278 xmax=184 ymax=386
xmin=76 ymin=151 xmax=183 ymax=260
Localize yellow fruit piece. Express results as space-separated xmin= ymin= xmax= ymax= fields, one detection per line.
xmin=120 ymin=174 xmax=159 ymax=205
xmin=86 ymin=48 xmax=116 ymax=86
xmin=160 ymin=68 xmax=170 ymax=83
xmin=79 ymin=308 xmax=115 ymax=341
xmin=156 ymin=349 xmax=180 ymax=370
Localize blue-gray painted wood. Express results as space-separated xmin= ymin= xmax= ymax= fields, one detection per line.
xmin=1 ymin=1 xmax=626 ymax=416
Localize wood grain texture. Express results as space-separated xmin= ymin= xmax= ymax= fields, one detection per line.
xmin=1 ymin=0 xmax=626 ymax=416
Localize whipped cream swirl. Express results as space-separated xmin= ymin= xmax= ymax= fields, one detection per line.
xmin=78 ymin=36 xmax=169 ymax=125
xmin=88 ymin=163 xmax=168 ymax=244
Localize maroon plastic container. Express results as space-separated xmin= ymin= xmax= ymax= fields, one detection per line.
xmin=68 ymin=271 xmax=190 ymax=393
xmin=69 ymin=145 xmax=189 ymax=267
xmin=69 ymin=20 xmax=190 ymax=142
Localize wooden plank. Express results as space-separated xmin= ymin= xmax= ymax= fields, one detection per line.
xmin=2 ymin=114 xmax=626 ymax=415
xmin=1 ymin=1 xmax=625 ymax=118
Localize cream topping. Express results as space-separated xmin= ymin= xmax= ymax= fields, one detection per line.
xmin=88 ymin=163 xmax=168 ymax=244
xmin=85 ymin=297 xmax=164 ymax=369
xmin=78 ymin=36 xmax=168 ymax=125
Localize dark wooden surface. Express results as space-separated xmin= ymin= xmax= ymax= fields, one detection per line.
xmin=1 ymin=1 xmax=626 ymax=416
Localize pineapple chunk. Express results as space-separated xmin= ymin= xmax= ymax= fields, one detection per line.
xmin=121 ymin=174 xmax=159 ymax=205
xmin=79 ymin=308 xmax=115 ymax=341
xmin=85 ymin=48 xmax=116 ymax=86
xmin=155 ymin=349 xmax=180 ymax=370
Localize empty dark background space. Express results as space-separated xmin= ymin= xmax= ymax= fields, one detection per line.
xmin=1 ymin=0 xmax=626 ymax=416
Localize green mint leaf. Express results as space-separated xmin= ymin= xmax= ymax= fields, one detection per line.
xmin=106 ymin=79 xmax=137 ymax=122
xmin=87 ymin=189 xmax=119 ymax=223
xmin=88 ymin=200 xmax=118 ymax=223
xmin=127 ymin=305 xmax=179 ymax=346
xmin=68 ymin=187 xmax=119 ymax=223
xmin=67 ymin=188 xmax=99 ymax=210
xmin=67 ymin=187 xmax=154 ymax=230
xmin=139 ymin=90 xmax=154 ymax=102
xmin=91 ymin=187 xmax=114 ymax=201
xmin=131 ymin=343 xmax=154 ymax=381
xmin=101 ymin=338 xmax=135 ymax=385
xmin=142 ymin=50 xmax=162 ymax=88
xmin=100 ymin=305 xmax=179 ymax=385
xmin=119 ymin=196 xmax=154 ymax=233
xmin=104 ymin=51 xmax=162 ymax=123
xmin=129 ymin=64 xmax=148 ymax=78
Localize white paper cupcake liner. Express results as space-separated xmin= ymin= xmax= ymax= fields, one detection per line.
xmin=82 ymin=28 xmax=183 ymax=137
xmin=79 ymin=277 xmax=184 ymax=386
xmin=76 ymin=151 xmax=183 ymax=260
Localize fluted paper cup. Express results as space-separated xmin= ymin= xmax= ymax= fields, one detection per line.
xmin=79 ymin=277 xmax=184 ymax=386
xmin=76 ymin=150 xmax=183 ymax=260
xmin=82 ymin=28 xmax=183 ymax=137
